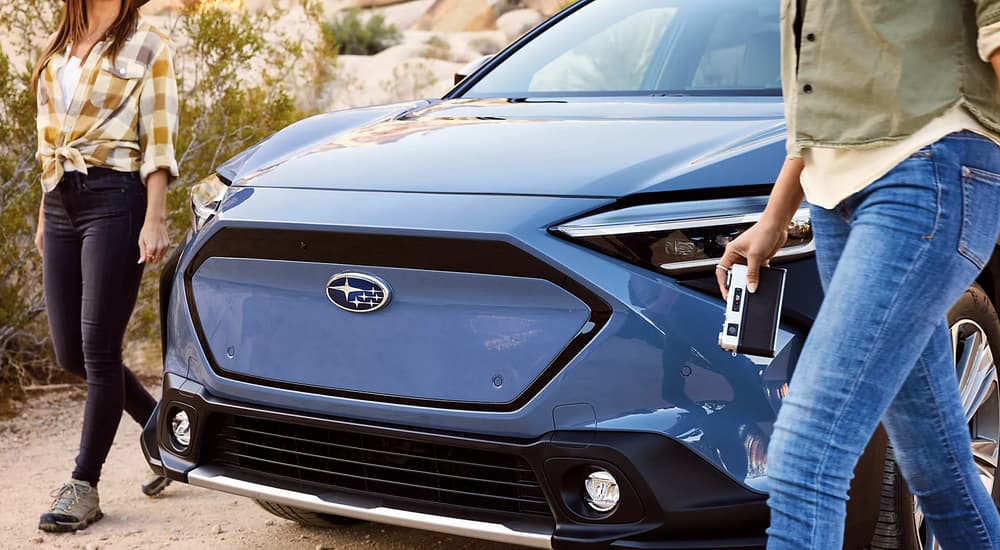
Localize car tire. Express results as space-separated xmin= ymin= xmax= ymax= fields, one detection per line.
xmin=870 ymin=284 xmax=1000 ymax=550
xmin=254 ymin=499 xmax=367 ymax=528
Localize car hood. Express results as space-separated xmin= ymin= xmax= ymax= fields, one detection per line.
xmin=232 ymin=97 xmax=787 ymax=198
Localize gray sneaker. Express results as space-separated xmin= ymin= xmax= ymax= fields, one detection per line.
xmin=38 ymin=480 xmax=103 ymax=533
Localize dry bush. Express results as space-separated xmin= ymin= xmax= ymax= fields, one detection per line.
xmin=0 ymin=0 xmax=337 ymax=395
xmin=492 ymin=0 xmax=523 ymax=17
xmin=0 ymin=1 xmax=60 ymax=398
xmin=423 ymin=35 xmax=454 ymax=61
xmin=322 ymin=8 xmax=401 ymax=56
xmin=381 ymin=61 xmax=440 ymax=103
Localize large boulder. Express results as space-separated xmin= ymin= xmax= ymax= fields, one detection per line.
xmin=415 ymin=0 xmax=498 ymax=32
xmin=355 ymin=0 xmax=413 ymax=6
xmin=140 ymin=0 xmax=182 ymax=13
xmin=524 ymin=0 xmax=564 ymax=16
xmin=497 ymin=9 xmax=544 ymax=41
xmin=370 ymin=0 xmax=435 ymax=30
xmin=142 ymin=0 xmax=276 ymax=12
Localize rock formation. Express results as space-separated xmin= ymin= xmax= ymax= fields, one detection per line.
xmin=415 ymin=0 xmax=498 ymax=32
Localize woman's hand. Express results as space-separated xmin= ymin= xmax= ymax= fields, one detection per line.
xmin=715 ymin=219 xmax=789 ymax=299
xmin=138 ymin=219 xmax=170 ymax=264
xmin=714 ymin=157 xmax=807 ymax=299
xmin=139 ymin=168 xmax=171 ymax=264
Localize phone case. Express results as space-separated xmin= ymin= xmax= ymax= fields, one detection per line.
xmin=718 ymin=264 xmax=787 ymax=358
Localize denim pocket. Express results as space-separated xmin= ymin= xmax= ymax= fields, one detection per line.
xmin=959 ymin=165 xmax=1000 ymax=269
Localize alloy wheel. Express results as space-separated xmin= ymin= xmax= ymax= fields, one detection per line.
xmin=913 ymin=319 xmax=1000 ymax=550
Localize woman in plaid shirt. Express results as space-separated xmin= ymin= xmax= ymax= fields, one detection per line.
xmin=31 ymin=0 xmax=178 ymax=533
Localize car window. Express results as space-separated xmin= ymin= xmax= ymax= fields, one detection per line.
xmin=464 ymin=0 xmax=781 ymax=98
xmin=528 ymin=9 xmax=676 ymax=92
xmin=687 ymin=11 xmax=781 ymax=90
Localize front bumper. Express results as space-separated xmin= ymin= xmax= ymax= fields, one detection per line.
xmin=189 ymin=466 xmax=553 ymax=548
xmin=144 ymin=373 xmax=768 ymax=550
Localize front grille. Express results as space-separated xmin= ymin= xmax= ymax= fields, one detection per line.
xmin=205 ymin=414 xmax=553 ymax=518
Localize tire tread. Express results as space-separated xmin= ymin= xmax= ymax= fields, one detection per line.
xmin=254 ymin=499 xmax=365 ymax=529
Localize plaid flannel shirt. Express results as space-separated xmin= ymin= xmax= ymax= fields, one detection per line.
xmin=36 ymin=20 xmax=178 ymax=192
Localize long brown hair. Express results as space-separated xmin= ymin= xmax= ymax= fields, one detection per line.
xmin=31 ymin=0 xmax=140 ymax=92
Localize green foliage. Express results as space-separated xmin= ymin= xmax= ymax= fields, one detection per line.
xmin=380 ymin=61 xmax=439 ymax=102
xmin=0 ymin=2 xmax=59 ymax=395
xmin=492 ymin=0 xmax=522 ymax=17
xmin=321 ymin=8 xmax=401 ymax=56
xmin=423 ymin=35 xmax=452 ymax=61
xmin=493 ymin=0 xmax=578 ymax=17
xmin=425 ymin=35 xmax=449 ymax=49
xmin=0 ymin=0 xmax=337 ymax=395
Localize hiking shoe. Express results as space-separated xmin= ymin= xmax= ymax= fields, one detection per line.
xmin=141 ymin=475 xmax=171 ymax=497
xmin=38 ymin=480 xmax=103 ymax=533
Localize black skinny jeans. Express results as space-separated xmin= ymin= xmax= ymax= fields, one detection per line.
xmin=43 ymin=167 xmax=156 ymax=486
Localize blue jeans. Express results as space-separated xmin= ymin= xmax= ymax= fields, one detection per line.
xmin=766 ymin=132 xmax=1000 ymax=549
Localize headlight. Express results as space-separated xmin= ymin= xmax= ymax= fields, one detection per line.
xmin=553 ymin=196 xmax=813 ymax=275
xmin=190 ymin=173 xmax=229 ymax=232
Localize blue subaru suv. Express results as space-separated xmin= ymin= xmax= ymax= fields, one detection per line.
xmin=145 ymin=1 xmax=1000 ymax=548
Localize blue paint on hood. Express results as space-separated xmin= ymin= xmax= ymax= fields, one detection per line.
xmin=227 ymin=97 xmax=787 ymax=198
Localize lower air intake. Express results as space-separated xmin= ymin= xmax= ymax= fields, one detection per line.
xmin=205 ymin=414 xmax=553 ymax=519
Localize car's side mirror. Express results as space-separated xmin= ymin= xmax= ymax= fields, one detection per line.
xmin=454 ymin=55 xmax=494 ymax=85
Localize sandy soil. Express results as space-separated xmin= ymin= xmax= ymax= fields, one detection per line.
xmin=0 ymin=388 xmax=518 ymax=550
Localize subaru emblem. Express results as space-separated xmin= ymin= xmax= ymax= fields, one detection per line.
xmin=326 ymin=273 xmax=392 ymax=313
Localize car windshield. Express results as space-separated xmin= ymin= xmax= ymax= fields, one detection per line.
xmin=464 ymin=0 xmax=781 ymax=98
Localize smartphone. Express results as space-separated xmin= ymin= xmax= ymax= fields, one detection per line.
xmin=718 ymin=264 xmax=787 ymax=357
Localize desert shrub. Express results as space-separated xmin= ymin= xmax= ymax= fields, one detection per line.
xmin=0 ymin=0 xmax=337 ymax=397
xmin=0 ymin=1 xmax=60 ymax=397
xmin=321 ymin=8 xmax=401 ymax=56
xmin=494 ymin=0 xmax=578 ymax=17
xmin=423 ymin=35 xmax=452 ymax=61
xmin=469 ymin=36 xmax=504 ymax=56
xmin=381 ymin=61 xmax=439 ymax=104
xmin=426 ymin=35 xmax=449 ymax=49
xmin=492 ymin=0 xmax=524 ymax=16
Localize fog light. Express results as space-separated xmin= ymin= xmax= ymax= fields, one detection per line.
xmin=171 ymin=410 xmax=191 ymax=449
xmin=584 ymin=470 xmax=620 ymax=513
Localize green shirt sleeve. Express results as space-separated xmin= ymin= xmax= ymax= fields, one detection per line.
xmin=977 ymin=0 xmax=1000 ymax=29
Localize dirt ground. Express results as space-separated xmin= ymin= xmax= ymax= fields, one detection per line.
xmin=0 ymin=388 xmax=520 ymax=550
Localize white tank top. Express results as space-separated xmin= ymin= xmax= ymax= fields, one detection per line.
xmin=57 ymin=49 xmax=83 ymax=174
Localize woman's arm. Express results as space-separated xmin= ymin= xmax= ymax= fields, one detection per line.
xmin=138 ymin=169 xmax=170 ymax=264
xmin=135 ymin=36 xmax=178 ymax=265
xmin=762 ymin=157 xmax=806 ymax=226
xmin=35 ymin=198 xmax=45 ymax=255
xmin=716 ymin=157 xmax=805 ymax=297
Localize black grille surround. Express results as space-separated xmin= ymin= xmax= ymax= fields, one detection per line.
xmin=205 ymin=413 xmax=553 ymax=519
